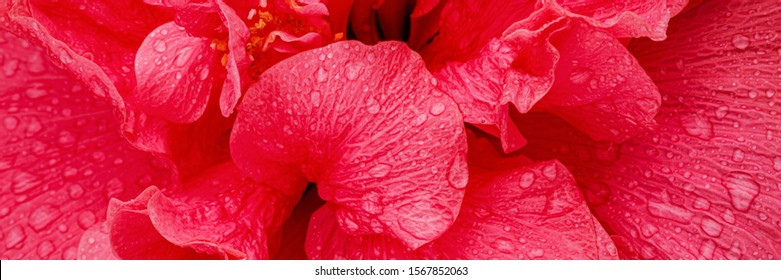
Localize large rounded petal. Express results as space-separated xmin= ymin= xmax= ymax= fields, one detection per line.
xmin=231 ymin=41 xmax=468 ymax=249
xmin=516 ymin=0 xmax=781 ymax=259
xmin=132 ymin=22 xmax=220 ymax=123
xmin=0 ymin=31 xmax=173 ymax=259
xmin=103 ymin=162 xmax=304 ymax=259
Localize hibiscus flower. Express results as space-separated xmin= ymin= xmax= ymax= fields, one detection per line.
xmin=1 ymin=0 xmax=780 ymax=260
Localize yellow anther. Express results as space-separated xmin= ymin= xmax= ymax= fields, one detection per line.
xmin=257 ymin=11 xmax=274 ymax=23
xmin=334 ymin=32 xmax=344 ymax=41
xmin=221 ymin=53 xmax=229 ymax=67
xmin=211 ymin=39 xmax=228 ymax=52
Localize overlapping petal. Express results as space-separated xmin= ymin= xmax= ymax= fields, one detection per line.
xmin=515 ymin=0 xmax=781 ymax=259
xmin=102 ymin=162 xmax=304 ymax=259
xmin=305 ymin=132 xmax=618 ymax=260
xmin=132 ymin=22 xmax=220 ymax=123
xmin=0 ymin=31 xmax=174 ymax=259
xmin=231 ymin=40 xmax=468 ymax=249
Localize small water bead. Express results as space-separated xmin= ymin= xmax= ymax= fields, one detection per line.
xmin=731 ymin=34 xmax=750 ymax=50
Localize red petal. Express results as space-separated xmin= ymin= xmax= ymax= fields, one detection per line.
xmin=76 ymin=223 xmax=117 ymax=260
xmin=231 ymin=41 xmax=468 ymax=249
xmin=0 ymin=31 xmax=173 ymax=259
xmin=418 ymin=0 xmax=539 ymax=68
xmin=272 ymin=186 xmax=325 ymax=260
xmin=305 ymin=204 xmax=420 ymax=259
xmin=550 ymin=0 xmax=688 ymax=40
xmin=518 ymin=6 xmax=781 ymax=257
xmin=424 ymin=158 xmax=617 ymax=259
xmin=215 ymin=0 xmax=250 ymax=117
xmin=535 ymin=20 xmax=661 ymax=142
xmin=433 ymin=12 xmax=566 ymax=152
xmin=132 ymin=22 xmax=219 ymax=123
xmin=6 ymin=0 xmax=173 ymax=94
xmin=105 ymin=162 xmax=305 ymax=259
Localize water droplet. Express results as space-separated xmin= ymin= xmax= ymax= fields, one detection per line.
xmin=519 ymin=172 xmax=535 ymax=188
xmin=527 ymin=248 xmax=544 ymax=258
xmin=568 ymin=68 xmax=593 ymax=84
xmin=174 ymin=72 xmax=182 ymax=80
xmin=366 ymin=98 xmax=380 ymax=114
xmin=647 ymin=200 xmax=693 ymax=224
xmin=173 ymin=47 xmax=194 ymax=67
xmin=542 ymin=164 xmax=557 ymax=179
xmin=315 ymin=67 xmax=328 ymax=82
xmin=681 ymin=114 xmax=713 ymax=139
xmin=429 ymin=102 xmax=445 ymax=116
xmin=67 ymin=183 xmax=85 ymax=198
xmin=28 ymin=204 xmax=62 ymax=232
xmin=692 ymin=196 xmax=711 ymax=210
xmin=25 ymin=87 xmax=47 ymax=99
xmin=3 ymin=116 xmax=19 ymax=130
xmin=198 ymin=67 xmax=210 ymax=81
xmin=700 ymin=217 xmax=723 ymax=237
xmin=368 ymin=164 xmax=392 ymax=178
xmin=722 ymin=172 xmax=759 ymax=211
xmin=5 ymin=226 xmax=26 ymax=249
xmin=447 ymin=157 xmax=468 ymax=189
xmin=311 ymin=91 xmax=322 ymax=107
xmin=3 ymin=58 xmax=20 ymax=77
xmin=732 ymin=34 xmax=750 ymax=50
xmin=345 ymin=63 xmax=360 ymax=81
xmin=12 ymin=172 xmax=38 ymax=194
xmin=773 ymin=157 xmax=781 ymax=171
xmin=37 ymin=241 xmax=54 ymax=258
xmin=715 ymin=106 xmax=728 ymax=119
xmin=722 ymin=208 xmax=736 ymax=224
xmin=699 ymin=239 xmax=716 ymax=259
xmin=153 ymin=40 xmax=167 ymax=52
xmin=411 ymin=114 xmax=427 ymax=126
xmin=640 ymin=223 xmax=659 ymax=238
xmin=77 ymin=211 xmax=96 ymax=229
xmin=492 ymin=237 xmax=516 ymax=253
xmin=732 ymin=149 xmax=745 ymax=162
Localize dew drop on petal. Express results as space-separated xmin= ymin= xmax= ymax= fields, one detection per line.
xmin=368 ymin=164 xmax=392 ymax=178
xmin=519 ymin=172 xmax=535 ymax=188
xmin=429 ymin=102 xmax=445 ymax=116
xmin=731 ymin=34 xmax=750 ymax=50
xmin=700 ymin=217 xmax=723 ymax=237
xmin=722 ymin=172 xmax=759 ymax=211
xmin=28 ymin=204 xmax=62 ymax=232
xmin=153 ymin=40 xmax=167 ymax=52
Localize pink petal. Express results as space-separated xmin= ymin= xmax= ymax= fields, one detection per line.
xmin=550 ymin=0 xmax=689 ymax=40
xmin=432 ymin=12 xmax=565 ymax=152
xmin=132 ymin=22 xmax=219 ymax=123
xmin=104 ymin=162 xmax=305 ymax=259
xmin=231 ymin=41 xmax=468 ymax=249
xmin=305 ymin=204 xmax=420 ymax=259
xmin=0 ymin=31 xmax=173 ymax=259
xmin=418 ymin=0 xmax=539 ymax=69
xmin=6 ymin=0 xmax=173 ymax=95
xmin=517 ymin=1 xmax=781 ymax=257
xmin=214 ymin=0 xmax=250 ymax=117
xmin=76 ymin=223 xmax=117 ymax=260
xmin=423 ymin=157 xmax=618 ymax=259
xmin=272 ymin=186 xmax=324 ymax=260
xmin=535 ymin=20 xmax=661 ymax=143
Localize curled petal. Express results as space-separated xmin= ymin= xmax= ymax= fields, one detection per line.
xmin=548 ymin=0 xmax=689 ymax=40
xmin=104 ymin=162 xmax=304 ymax=259
xmin=423 ymin=158 xmax=618 ymax=259
xmin=231 ymin=41 xmax=468 ymax=249
xmin=517 ymin=2 xmax=781 ymax=257
xmin=132 ymin=22 xmax=219 ymax=123
xmin=535 ymin=20 xmax=661 ymax=142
